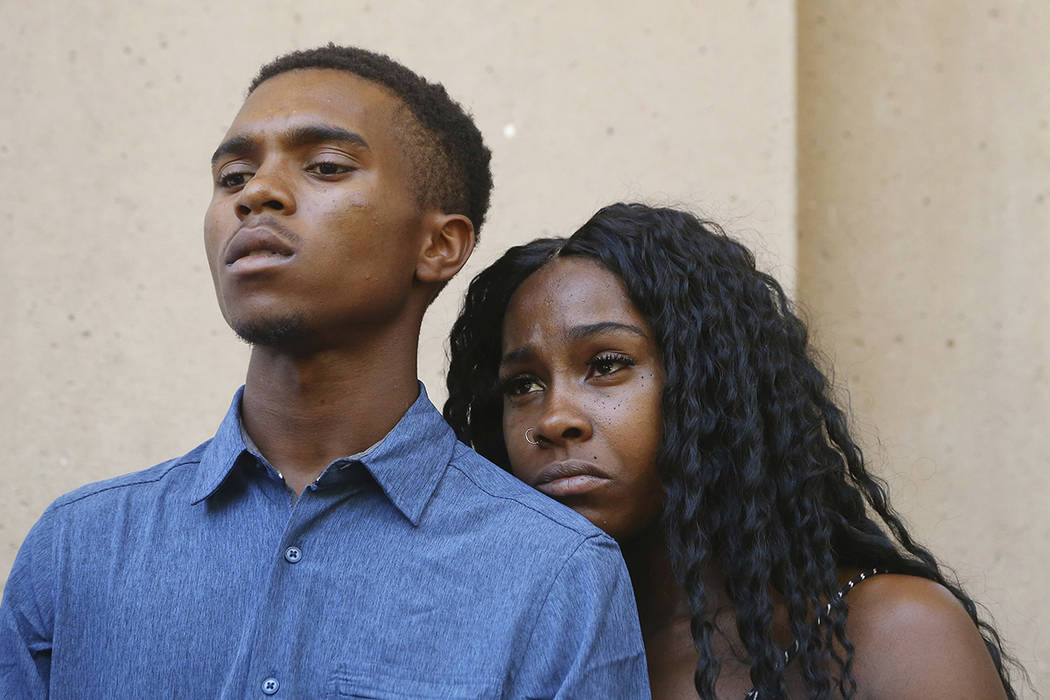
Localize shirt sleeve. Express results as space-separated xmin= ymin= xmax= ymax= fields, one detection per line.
xmin=1 ymin=509 xmax=56 ymax=698
xmin=513 ymin=533 xmax=650 ymax=698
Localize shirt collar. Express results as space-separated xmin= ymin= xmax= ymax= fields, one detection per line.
xmin=190 ymin=384 xmax=458 ymax=526
xmin=190 ymin=386 xmax=252 ymax=505
xmin=348 ymin=384 xmax=457 ymax=526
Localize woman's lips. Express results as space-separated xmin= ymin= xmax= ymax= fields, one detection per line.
xmin=532 ymin=460 xmax=611 ymax=498
xmin=535 ymin=474 xmax=609 ymax=498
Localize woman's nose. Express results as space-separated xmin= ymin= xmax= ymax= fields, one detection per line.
xmin=534 ymin=386 xmax=593 ymax=446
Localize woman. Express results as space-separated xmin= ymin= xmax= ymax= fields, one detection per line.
xmin=444 ymin=203 xmax=1019 ymax=698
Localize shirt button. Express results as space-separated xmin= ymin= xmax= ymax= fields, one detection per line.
xmin=284 ymin=546 xmax=302 ymax=563
xmin=262 ymin=677 xmax=280 ymax=695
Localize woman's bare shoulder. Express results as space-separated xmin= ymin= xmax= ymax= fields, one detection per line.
xmin=842 ymin=572 xmax=1006 ymax=699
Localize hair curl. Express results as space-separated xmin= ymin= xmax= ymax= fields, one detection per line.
xmin=250 ymin=44 xmax=492 ymax=239
xmin=444 ymin=202 xmax=1019 ymax=698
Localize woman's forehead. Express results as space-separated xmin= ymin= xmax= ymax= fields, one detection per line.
xmin=503 ymin=258 xmax=647 ymax=344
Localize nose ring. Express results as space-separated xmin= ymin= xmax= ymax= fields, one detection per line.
xmin=524 ymin=428 xmax=540 ymax=446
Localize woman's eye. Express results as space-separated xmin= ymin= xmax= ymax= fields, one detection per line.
xmin=306 ymin=161 xmax=353 ymax=176
xmin=500 ymin=375 xmax=542 ymax=397
xmin=588 ymin=352 xmax=635 ymax=377
xmin=217 ymin=171 xmax=253 ymax=188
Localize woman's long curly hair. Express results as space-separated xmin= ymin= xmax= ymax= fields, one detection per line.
xmin=444 ymin=203 xmax=1018 ymax=699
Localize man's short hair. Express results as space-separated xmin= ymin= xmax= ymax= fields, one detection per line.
xmin=250 ymin=44 xmax=493 ymax=239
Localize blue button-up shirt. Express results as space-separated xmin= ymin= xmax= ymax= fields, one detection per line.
xmin=1 ymin=386 xmax=648 ymax=698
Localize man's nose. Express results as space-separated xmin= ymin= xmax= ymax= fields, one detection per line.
xmin=236 ymin=165 xmax=296 ymax=218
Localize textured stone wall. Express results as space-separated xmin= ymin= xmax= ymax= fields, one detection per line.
xmin=3 ymin=0 xmax=1043 ymax=692
xmin=798 ymin=1 xmax=1048 ymax=689
xmin=2 ymin=1 xmax=794 ymax=586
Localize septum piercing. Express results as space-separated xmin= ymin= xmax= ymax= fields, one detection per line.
xmin=524 ymin=428 xmax=539 ymax=446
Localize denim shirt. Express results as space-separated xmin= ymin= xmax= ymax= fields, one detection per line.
xmin=1 ymin=385 xmax=649 ymax=698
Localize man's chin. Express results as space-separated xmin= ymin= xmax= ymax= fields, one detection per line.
xmin=231 ymin=314 xmax=308 ymax=347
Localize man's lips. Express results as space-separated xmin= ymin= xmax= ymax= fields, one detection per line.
xmin=532 ymin=460 xmax=611 ymax=499
xmin=223 ymin=226 xmax=295 ymax=269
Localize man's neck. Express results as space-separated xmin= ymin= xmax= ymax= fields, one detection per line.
xmin=240 ymin=328 xmax=421 ymax=496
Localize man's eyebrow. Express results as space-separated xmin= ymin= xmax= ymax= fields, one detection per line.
xmin=210 ymin=124 xmax=370 ymax=166
xmin=211 ymin=134 xmax=255 ymax=167
xmin=500 ymin=322 xmax=649 ymax=365
xmin=285 ymin=124 xmax=370 ymax=150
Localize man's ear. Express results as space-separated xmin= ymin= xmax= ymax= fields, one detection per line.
xmin=415 ymin=213 xmax=476 ymax=284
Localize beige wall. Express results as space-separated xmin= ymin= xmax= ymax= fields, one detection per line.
xmin=1 ymin=0 xmax=1043 ymax=693
xmin=2 ymin=0 xmax=794 ymax=591
xmin=798 ymin=1 xmax=1048 ymax=691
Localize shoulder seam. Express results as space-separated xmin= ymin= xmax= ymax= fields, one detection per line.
xmin=50 ymin=456 xmax=202 ymax=510
xmin=446 ymin=454 xmax=595 ymax=538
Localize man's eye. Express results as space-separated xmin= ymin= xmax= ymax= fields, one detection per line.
xmin=306 ymin=162 xmax=353 ymax=176
xmin=500 ymin=376 xmax=542 ymax=397
xmin=588 ymin=352 xmax=635 ymax=377
xmin=217 ymin=171 xmax=252 ymax=188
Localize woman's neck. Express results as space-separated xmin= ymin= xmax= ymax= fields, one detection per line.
xmin=622 ymin=526 xmax=811 ymax=699
xmin=621 ymin=525 xmax=708 ymax=698
xmin=620 ymin=525 xmax=693 ymax=635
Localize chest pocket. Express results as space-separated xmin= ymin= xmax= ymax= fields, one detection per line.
xmin=326 ymin=662 xmax=501 ymax=699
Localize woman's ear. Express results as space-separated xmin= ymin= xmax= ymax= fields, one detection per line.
xmin=415 ymin=213 xmax=476 ymax=284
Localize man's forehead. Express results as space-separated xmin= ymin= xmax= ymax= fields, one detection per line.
xmin=228 ymin=68 xmax=400 ymax=134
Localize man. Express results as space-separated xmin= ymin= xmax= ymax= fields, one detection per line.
xmin=0 ymin=46 xmax=649 ymax=697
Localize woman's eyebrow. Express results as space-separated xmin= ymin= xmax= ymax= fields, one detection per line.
xmin=501 ymin=321 xmax=648 ymax=365
xmin=565 ymin=321 xmax=648 ymax=341
xmin=500 ymin=346 xmax=533 ymax=366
